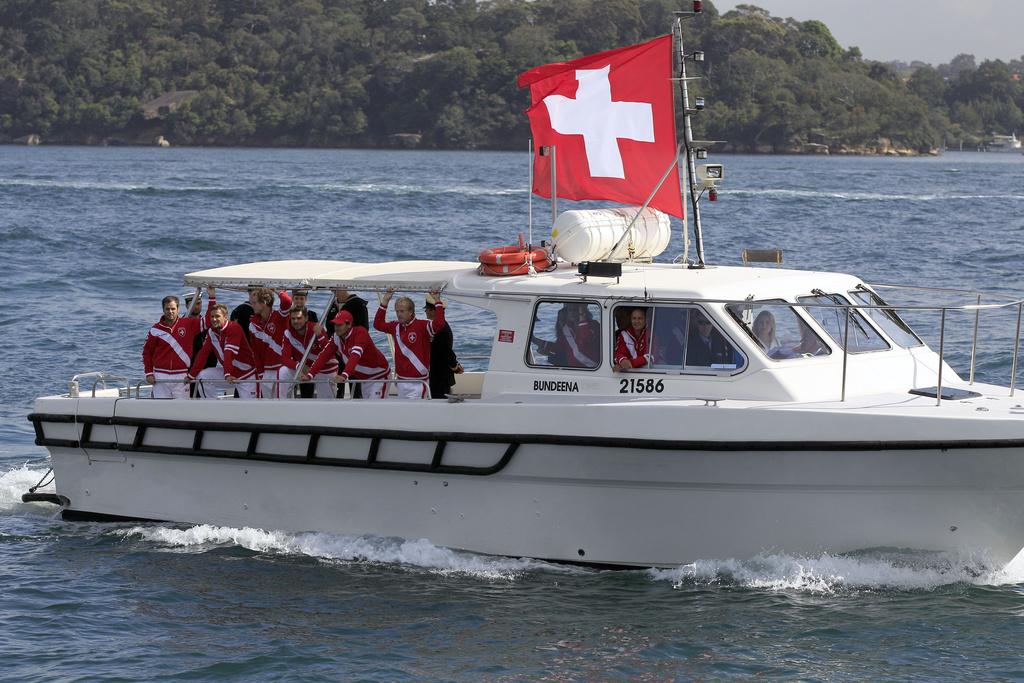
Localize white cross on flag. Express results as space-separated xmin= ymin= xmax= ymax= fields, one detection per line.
xmin=518 ymin=35 xmax=684 ymax=218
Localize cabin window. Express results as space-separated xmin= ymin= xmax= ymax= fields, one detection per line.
xmin=798 ymin=293 xmax=891 ymax=353
xmin=726 ymin=300 xmax=831 ymax=359
xmin=848 ymin=289 xmax=923 ymax=348
xmin=611 ymin=304 xmax=745 ymax=373
xmin=527 ymin=300 xmax=602 ymax=370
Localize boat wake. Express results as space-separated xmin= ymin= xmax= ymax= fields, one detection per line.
xmin=648 ymin=549 xmax=1024 ymax=592
xmin=0 ymin=463 xmax=56 ymax=517
xmin=114 ymin=524 xmax=587 ymax=581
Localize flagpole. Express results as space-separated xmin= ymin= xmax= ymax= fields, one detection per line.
xmin=550 ymin=145 xmax=557 ymax=228
xmin=603 ymin=146 xmax=682 ymax=261
xmin=528 ymin=139 xmax=536 ymax=275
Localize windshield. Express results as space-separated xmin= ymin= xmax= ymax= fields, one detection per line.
xmin=849 ymin=289 xmax=923 ymax=348
xmin=798 ymin=293 xmax=890 ymax=353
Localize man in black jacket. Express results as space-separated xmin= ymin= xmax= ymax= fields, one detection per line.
xmin=324 ymin=287 xmax=369 ymax=397
xmin=425 ymin=294 xmax=463 ymax=399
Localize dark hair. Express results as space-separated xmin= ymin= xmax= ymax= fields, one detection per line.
xmin=162 ymin=295 xmax=180 ymax=308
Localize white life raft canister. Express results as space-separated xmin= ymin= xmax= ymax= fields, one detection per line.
xmin=550 ymin=207 xmax=671 ymax=263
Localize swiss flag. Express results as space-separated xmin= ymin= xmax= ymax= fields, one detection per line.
xmin=518 ymin=35 xmax=684 ymax=219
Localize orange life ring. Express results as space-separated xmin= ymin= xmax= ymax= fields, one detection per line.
xmin=478 ymin=245 xmax=548 ymax=266
xmin=479 ymin=256 xmax=552 ymax=277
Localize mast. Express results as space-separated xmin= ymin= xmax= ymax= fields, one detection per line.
xmin=674 ymin=4 xmax=710 ymax=268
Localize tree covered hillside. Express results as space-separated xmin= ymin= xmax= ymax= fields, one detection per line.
xmin=2 ymin=0 xmax=1022 ymax=152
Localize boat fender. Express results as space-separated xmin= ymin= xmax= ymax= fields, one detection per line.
xmin=21 ymin=492 xmax=70 ymax=506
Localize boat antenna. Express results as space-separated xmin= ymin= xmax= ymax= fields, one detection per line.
xmin=673 ymin=4 xmax=713 ymax=268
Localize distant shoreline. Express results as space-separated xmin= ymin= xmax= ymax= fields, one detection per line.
xmin=2 ymin=141 xmax=955 ymax=157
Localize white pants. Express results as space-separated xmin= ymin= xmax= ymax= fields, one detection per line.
xmin=396 ymin=379 xmax=428 ymax=399
xmin=279 ymin=367 xmax=336 ymax=399
xmin=257 ymin=367 xmax=282 ymax=399
xmin=196 ymin=367 xmax=257 ymax=400
xmin=355 ymin=379 xmax=387 ymax=400
xmin=152 ymin=372 xmax=189 ymax=399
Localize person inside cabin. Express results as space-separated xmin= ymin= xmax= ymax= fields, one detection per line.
xmin=279 ymin=306 xmax=335 ymax=399
xmin=324 ymin=287 xmax=369 ymax=398
xmin=186 ymin=303 xmax=259 ymax=399
xmin=425 ymin=293 xmax=463 ymax=399
xmin=143 ymin=287 xmax=215 ymax=399
xmin=374 ymin=287 xmax=446 ymax=399
xmin=531 ymin=303 xmax=600 ymax=368
xmin=248 ymin=287 xmax=292 ymax=398
xmin=613 ymin=307 xmax=652 ymax=372
xmin=685 ymin=312 xmax=733 ymax=367
xmin=302 ymin=310 xmax=390 ymax=399
xmin=652 ymin=307 xmax=688 ymax=367
xmin=752 ymin=310 xmax=797 ymax=359
xmin=792 ymin=318 xmax=828 ymax=356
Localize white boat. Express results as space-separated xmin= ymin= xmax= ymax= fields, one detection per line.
xmin=24 ymin=9 xmax=1024 ymax=569
xmin=27 ymin=255 xmax=1024 ymax=568
xmin=987 ymin=132 xmax=1021 ymax=152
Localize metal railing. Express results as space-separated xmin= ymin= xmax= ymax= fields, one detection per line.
xmin=69 ymin=372 xmax=130 ymax=398
xmin=134 ymin=377 xmax=433 ymax=400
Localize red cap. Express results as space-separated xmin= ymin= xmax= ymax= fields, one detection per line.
xmin=331 ymin=310 xmax=353 ymax=326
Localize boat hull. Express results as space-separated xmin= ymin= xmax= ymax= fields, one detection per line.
xmin=31 ymin=397 xmax=1024 ymax=568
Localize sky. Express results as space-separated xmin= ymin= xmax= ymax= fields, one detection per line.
xmin=711 ymin=0 xmax=1024 ymax=65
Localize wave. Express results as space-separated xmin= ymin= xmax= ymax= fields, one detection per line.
xmin=0 ymin=462 xmax=56 ymax=516
xmin=727 ymin=188 xmax=1024 ymax=202
xmin=115 ymin=524 xmax=586 ymax=581
xmin=0 ymin=177 xmax=525 ymax=198
xmin=647 ymin=549 xmax=1024 ymax=592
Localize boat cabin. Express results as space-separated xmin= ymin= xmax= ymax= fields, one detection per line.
xmin=182 ymin=258 xmax=953 ymax=405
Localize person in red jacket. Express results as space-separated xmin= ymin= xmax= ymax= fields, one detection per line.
xmin=248 ymin=287 xmax=292 ymax=398
xmin=279 ymin=306 xmax=336 ymax=399
xmin=303 ymin=310 xmax=390 ymax=399
xmin=187 ymin=304 xmax=259 ymax=399
xmin=374 ymin=287 xmax=445 ymax=399
xmin=614 ymin=307 xmax=652 ymax=372
xmin=143 ymin=287 xmax=215 ymax=399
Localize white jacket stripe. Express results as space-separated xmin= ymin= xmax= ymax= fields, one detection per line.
xmin=562 ymin=324 xmax=590 ymax=366
xmin=250 ymin=324 xmax=284 ymax=355
xmin=620 ymin=330 xmax=637 ymax=358
xmin=149 ymin=327 xmax=191 ymax=366
xmin=394 ymin=334 xmax=429 ymax=377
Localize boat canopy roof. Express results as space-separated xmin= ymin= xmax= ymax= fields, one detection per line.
xmin=184 ymin=259 xmax=865 ymax=303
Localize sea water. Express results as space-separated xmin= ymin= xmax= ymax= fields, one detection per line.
xmin=2 ymin=147 xmax=1024 ymax=681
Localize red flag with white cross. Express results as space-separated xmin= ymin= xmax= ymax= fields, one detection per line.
xmin=517 ymin=35 xmax=684 ymax=218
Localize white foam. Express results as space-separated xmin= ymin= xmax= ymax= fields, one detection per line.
xmin=116 ymin=524 xmax=585 ymax=581
xmin=304 ymin=182 xmax=523 ymax=196
xmin=648 ymin=550 xmax=1024 ymax=592
xmin=0 ymin=463 xmax=56 ymax=514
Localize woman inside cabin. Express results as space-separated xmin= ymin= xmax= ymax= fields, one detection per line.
xmin=752 ymin=310 xmax=795 ymax=359
xmin=613 ymin=307 xmax=652 ymax=371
